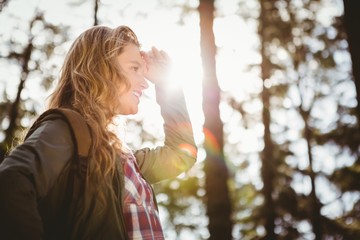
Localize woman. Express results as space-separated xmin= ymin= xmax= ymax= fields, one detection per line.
xmin=0 ymin=25 xmax=197 ymax=239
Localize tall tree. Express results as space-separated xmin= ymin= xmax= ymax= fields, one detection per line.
xmin=258 ymin=1 xmax=276 ymax=238
xmin=259 ymin=0 xmax=360 ymax=239
xmin=237 ymin=0 xmax=359 ymax=239
xmin=343 ymin=0 xmax=360 ymax=120
xmin=284 ymin=0 xmax=360 ymax=238
xmin=0 ymin=13 xmax=39 ymax=161
xmin=198 ymin=0 xmax=232 ymax=239
xmin=0 ymin=11 xmax=68 ymax=161
xmin=298 ymin=95 xmax=323 ymax=240
xmin=2 ymin=16 xmax=36 ymax=158
xmin=93 ymin=0 xmax=99 ymax=26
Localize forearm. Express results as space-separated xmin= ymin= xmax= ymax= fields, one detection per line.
xmin=155 ymin=84 xmax=196 ymax=151
xmin=135 ymin=84 xmax=197 ymax=183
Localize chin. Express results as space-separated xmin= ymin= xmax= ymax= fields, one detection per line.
xmin=122 ymin=109 xmax=139 ymax=115
xmin=116 ymin=104 xmax=139 ymax=115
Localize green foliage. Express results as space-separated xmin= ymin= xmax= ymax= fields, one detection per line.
xmin=228 ymin=0 xmax=360 ymax=239
xmin=153 ymin=173 xmax=208 ymax=239
xmin=0 ymin=9 xmax=69 ymax=159
xmin=330 ymin=159 xmax=360 ymax=192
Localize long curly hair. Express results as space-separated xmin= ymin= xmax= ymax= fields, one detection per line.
xmin=48 ymin=25 xmax=140 ymax=206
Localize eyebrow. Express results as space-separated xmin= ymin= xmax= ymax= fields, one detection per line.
xmin=128 ymin=60 xmax=142 ymax=66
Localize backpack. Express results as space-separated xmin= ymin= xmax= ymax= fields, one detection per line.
xmin=25 ymin=108 xmax=93 ymax=238
xmin=25 ymin=108 xmax=92 ymax=179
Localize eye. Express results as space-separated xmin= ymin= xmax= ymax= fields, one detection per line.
xmin=131 ymin=66 xmax=139 ymax=72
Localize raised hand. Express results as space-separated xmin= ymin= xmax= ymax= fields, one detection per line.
xmin=141 ymin=47 xmax=171 ymax=85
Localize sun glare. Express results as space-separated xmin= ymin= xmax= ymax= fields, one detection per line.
xmin=133 ymin=20 xmax=206 ymax=146
xmin=130 ymin=2 xmax=260 ymax=155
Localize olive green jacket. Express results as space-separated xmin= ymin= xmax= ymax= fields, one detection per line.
xmin=0 ymin=85 xmax=197 ymax=240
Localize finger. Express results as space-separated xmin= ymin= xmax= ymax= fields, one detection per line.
xmin=152 ymin=46 xmax=163 ymax=60
xmin=159 ymin=50 xmax=170 ymax=62
xmin=141 ymin=51 xmax=151 ymax=60
xmin=140 ymin=51 xmax=148 ymax=63
xmin=141 ymin=52 xmax=153 ymax=69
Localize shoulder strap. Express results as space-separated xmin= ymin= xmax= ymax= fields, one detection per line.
xmin=26 ymin=108 xmax=92 ymax=179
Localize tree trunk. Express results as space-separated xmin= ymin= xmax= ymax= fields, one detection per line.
xmin=198 ymin=0 xmax=232 ymax=239
xmin=304 ymin=116 xmax=323 ymax=240
xmin=1 ymin=41 xmax=33 ymax=163
xmin=343 ymin=0 xmax=360 ymax=121
xmin=258 ymin=1 xmax=276 ymax=239
xmin=93 ymin=0 xmax=99 ymax=26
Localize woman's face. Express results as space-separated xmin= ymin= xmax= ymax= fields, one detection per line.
xmin=116 ymin=43 xmax=149 ymax=115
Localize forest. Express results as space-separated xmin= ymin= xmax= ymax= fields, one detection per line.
xmin=0 ymin=0 xmax=359 ymax=239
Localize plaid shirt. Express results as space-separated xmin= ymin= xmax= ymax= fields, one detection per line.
xmin=123 ymin=152 xmax=165 ymax=240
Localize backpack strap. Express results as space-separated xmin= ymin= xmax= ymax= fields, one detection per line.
xmin=26 ymin=108 xmax=92 ymax=179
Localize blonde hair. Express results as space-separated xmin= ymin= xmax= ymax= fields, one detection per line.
xmin=48 ymin=25 xmax=140 ymax=207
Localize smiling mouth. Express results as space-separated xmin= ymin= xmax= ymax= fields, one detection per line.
xmin=132 ymin=90 xmax=142 ymax=100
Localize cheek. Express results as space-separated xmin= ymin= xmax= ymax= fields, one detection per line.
xmin=117 ymin=83 xmax=134 ymax=101
xmin=126 ymin=73 xmax=140 ymax=84
xmin=115 ymin=75 xmax=132 ymax=93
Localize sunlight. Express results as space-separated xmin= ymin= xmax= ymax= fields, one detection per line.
xmin=214 ymin=15 xmax=260 ymax=94
xmin=133 ymin=20 xmax=206 ymax=147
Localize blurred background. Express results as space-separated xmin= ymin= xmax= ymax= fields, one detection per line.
xmin=1 ymin=0 xmax=359 ymax=239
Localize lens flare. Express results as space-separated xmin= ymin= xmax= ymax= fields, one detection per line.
xmin=203 ymin=128 xmax=221 ymax=154
xmin=178 ymin=143 xmax=197 ymax=158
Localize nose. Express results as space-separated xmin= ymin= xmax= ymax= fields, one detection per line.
xmin=140 ymin=77 xmax=149 ymax=90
